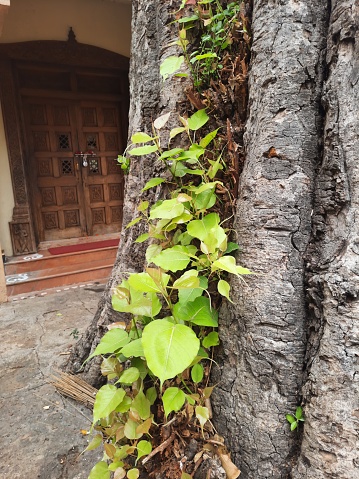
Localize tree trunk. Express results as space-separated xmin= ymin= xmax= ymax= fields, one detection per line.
xmin=212 ymin=1 xmax=328 ymax=477
xmin=67 ymin=0 xmax=359 ymax=477
xmin=67 ymin=0 xmax=191 ymax=384
xmin=293 ymin=2 xmax=359 ymax=477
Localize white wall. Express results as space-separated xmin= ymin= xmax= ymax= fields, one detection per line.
xmin=0 ymin=0 xmax=131 ymax=255
xmin=0 ymin=0 xmax=132 ymax=57
xmin=0 ymin=103 xmax=14 ymax=256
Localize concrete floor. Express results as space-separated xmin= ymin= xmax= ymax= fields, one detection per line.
xmin=0 ymin=285 xmax=104 ymax=479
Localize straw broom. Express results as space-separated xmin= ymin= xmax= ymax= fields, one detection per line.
xmin=50 ymin=370 xmax=98 ymax=408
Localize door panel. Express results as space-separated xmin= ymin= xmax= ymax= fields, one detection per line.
xmin=78 ymin=101 xmax=125 ymax=235
xmin=24 ymin=98 xmax=125 ymax=242
xmin=24 ymin=99 xmax=87 ymax=241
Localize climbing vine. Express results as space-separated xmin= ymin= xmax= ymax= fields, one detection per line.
xmin=86 ymin=2 xmax=251 ymax=478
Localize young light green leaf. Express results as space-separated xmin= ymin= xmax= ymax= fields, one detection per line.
xmin=112 ymin=285 xmax=162 ymax=318
xmin=109 ymin=463 xmax=125 ymax=473
xmin=173 ymin=270 xmax=200 ymax=289
xmin=160 ymin=55 xmax=184 ymax=80
xmin=137 ymin=440 xmax=152 ymax=461
xmin=208 ymin=156 xmax=224 ymax=179
xmin=291 ymin=421 xmax=298 ymax=431
xmin=129 ymin=145 xmax=158 ymax=156
xmin=128 ymin=271 xmax=170 ymax=293
xmin=196 ymin=405 xmax=210 ymax=428
xmin=174 ymin=296 xmax=218 ymax=327
xmin=126 ymin=216 xmax=142 ymax=229
xmin=159 ymin=148 xmax=184 ymax=160
xmin=114 ymin=444 xmax=133 ymax=460
xmin=162 ymin=387 xmax=186 ymax=418
xmin=178 ymin=276 xmax=208 ymax=303
xmin=88 ymin=329 xmax=129 ymax=360
xmin=199 ymin=128 xmax=219 ymax=148
xmin=236 ymin=265 xmax=253 ymax=275
xmin=93 ymin=385 xmax=126 ymax=423
xmin=85 ymin=434 xmax=103 ymax=452
xmin=132 ymin=358 xmax=148 ymax=379
xmin=142 ymin=320 xmax=200 ymax=384
xmin=296 ymin=406 xmax=303 ymax=420
xmin=170 ymin=126 xmax=186 ymax=139
xmin=116 ymin=395 xmax=132 ymax=413
xmin=117 ymin=367 xmax=140 ymax=384
xmin=192 ymin=52 xmax=217 ymax=61
xmin=187 ymin=109 xmax=209 ymax=131
xmin=131 ymin=391 xmax=151 ymax=420
xmin=88 ymin=461 xmax=110 ymax=479
xmin=286 ymin=414 xmax=296 ymax=424
xmin=195 ymin=182 xmax=221 ymax=195
xmin=153 ymin=111 xmax=171 ymax=129
xmin=124 ymin=419 xmax=142 ymax=440
xmin=121 ymin=338 xmax=144 ymax=358
xmin=137 ymin=201 xmax=149 ymax=212
xmin=149 ymin=199 xmax=184 ymax=220
xmin=142 ymin=178 xmax=165 ymax=192
xmin=225 ymin=242 xmax=240 ymax=254
xmin=202 ymin=331 xmax=219 ymax=349
xmin=181 ymin=473 xmax=193 ymax=479
xmin=212 ymin=256 xmax=252 ymax=276
xmin=187 ymin=213 xmax=225 ymax=248
xmin=218 ymin=279 xmax=232 ymax=302
xmin=177 ymin=14 xmax=199 ymax=23
xmin=146 ymin=244 xmax=162 ymax=263
xmin=146 ymin=386 xmax=157 ymax=405
xmin=192 ymin=189 xmax=216 ymax=211
xmin=131 ymin=132 xmax=154 ymax=144
xmin=127 ymin=468 xmax=140 ymax=479
xmin=191 ymin=363 xmax=204 ymax=383
xmin=151 ymin=245 xmax=194 ymax=272
xmin=135 ymin=233 xmax=149 ymax=243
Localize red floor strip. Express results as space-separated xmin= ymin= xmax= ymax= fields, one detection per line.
xmin=48 ymin=238 xmax=119 ymax=255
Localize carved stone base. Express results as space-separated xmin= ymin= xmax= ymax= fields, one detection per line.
xmin=9 ymin=220 xmax=36 ymax=256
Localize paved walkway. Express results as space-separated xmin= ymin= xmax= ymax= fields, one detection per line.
xmin=0 ymin=286 xmax=104 ymax=479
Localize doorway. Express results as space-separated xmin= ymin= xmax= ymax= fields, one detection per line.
xmin=0 ymin=40 xmax=129 ymax=254
xmin=23 ymin=97 xmax=125 ymax=242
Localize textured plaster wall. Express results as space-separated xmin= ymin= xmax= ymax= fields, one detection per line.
xmin=0 ymin=104 xmax=14 ymax=256
xmin=0 ymin=0 xmax=131 ymax=56
xmin=0 ymin=0 xmax=131 ymax=255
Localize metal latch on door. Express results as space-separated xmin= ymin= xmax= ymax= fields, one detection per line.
xmin=74 ymin=150 xmax=96 ymax=167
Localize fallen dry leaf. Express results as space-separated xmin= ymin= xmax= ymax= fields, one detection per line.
xmin=218 ymin=452 xmax=240 ymax=479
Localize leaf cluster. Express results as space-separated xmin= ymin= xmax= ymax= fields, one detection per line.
xmin=286 ymin=406 xmax=304 ymax=432
xmin=87 ymin=110 xmax=251 ymax=478
xmin=163 ymin=0 xmax=243 ymax=90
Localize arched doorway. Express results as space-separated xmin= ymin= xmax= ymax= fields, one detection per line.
xmin=0 ymin=37 xmax=129 ymax=254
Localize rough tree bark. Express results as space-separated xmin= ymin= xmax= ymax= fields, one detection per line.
xmin=212 ymin=1 xmax=328 ymax=477
xmin=67 ymin=0 xmax=359 ymax=477
xmin=293 ymin=2 xmax=359 ymax=477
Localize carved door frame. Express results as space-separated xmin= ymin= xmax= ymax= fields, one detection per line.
xmin=0 ymin=37 xmax=129 ymax=255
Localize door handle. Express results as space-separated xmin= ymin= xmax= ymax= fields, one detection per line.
xmin=74 ymin=151 xmax=96 ymax=167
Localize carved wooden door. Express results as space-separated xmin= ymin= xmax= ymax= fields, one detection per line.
xmin=24 ymin=98 xmax=125 ymax=242
xmin=77 ymin=101 xmax=125 ymax=236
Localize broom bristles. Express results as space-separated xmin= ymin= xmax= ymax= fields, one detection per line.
xmin=50 ymin=370 xmax=98 ymax=408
